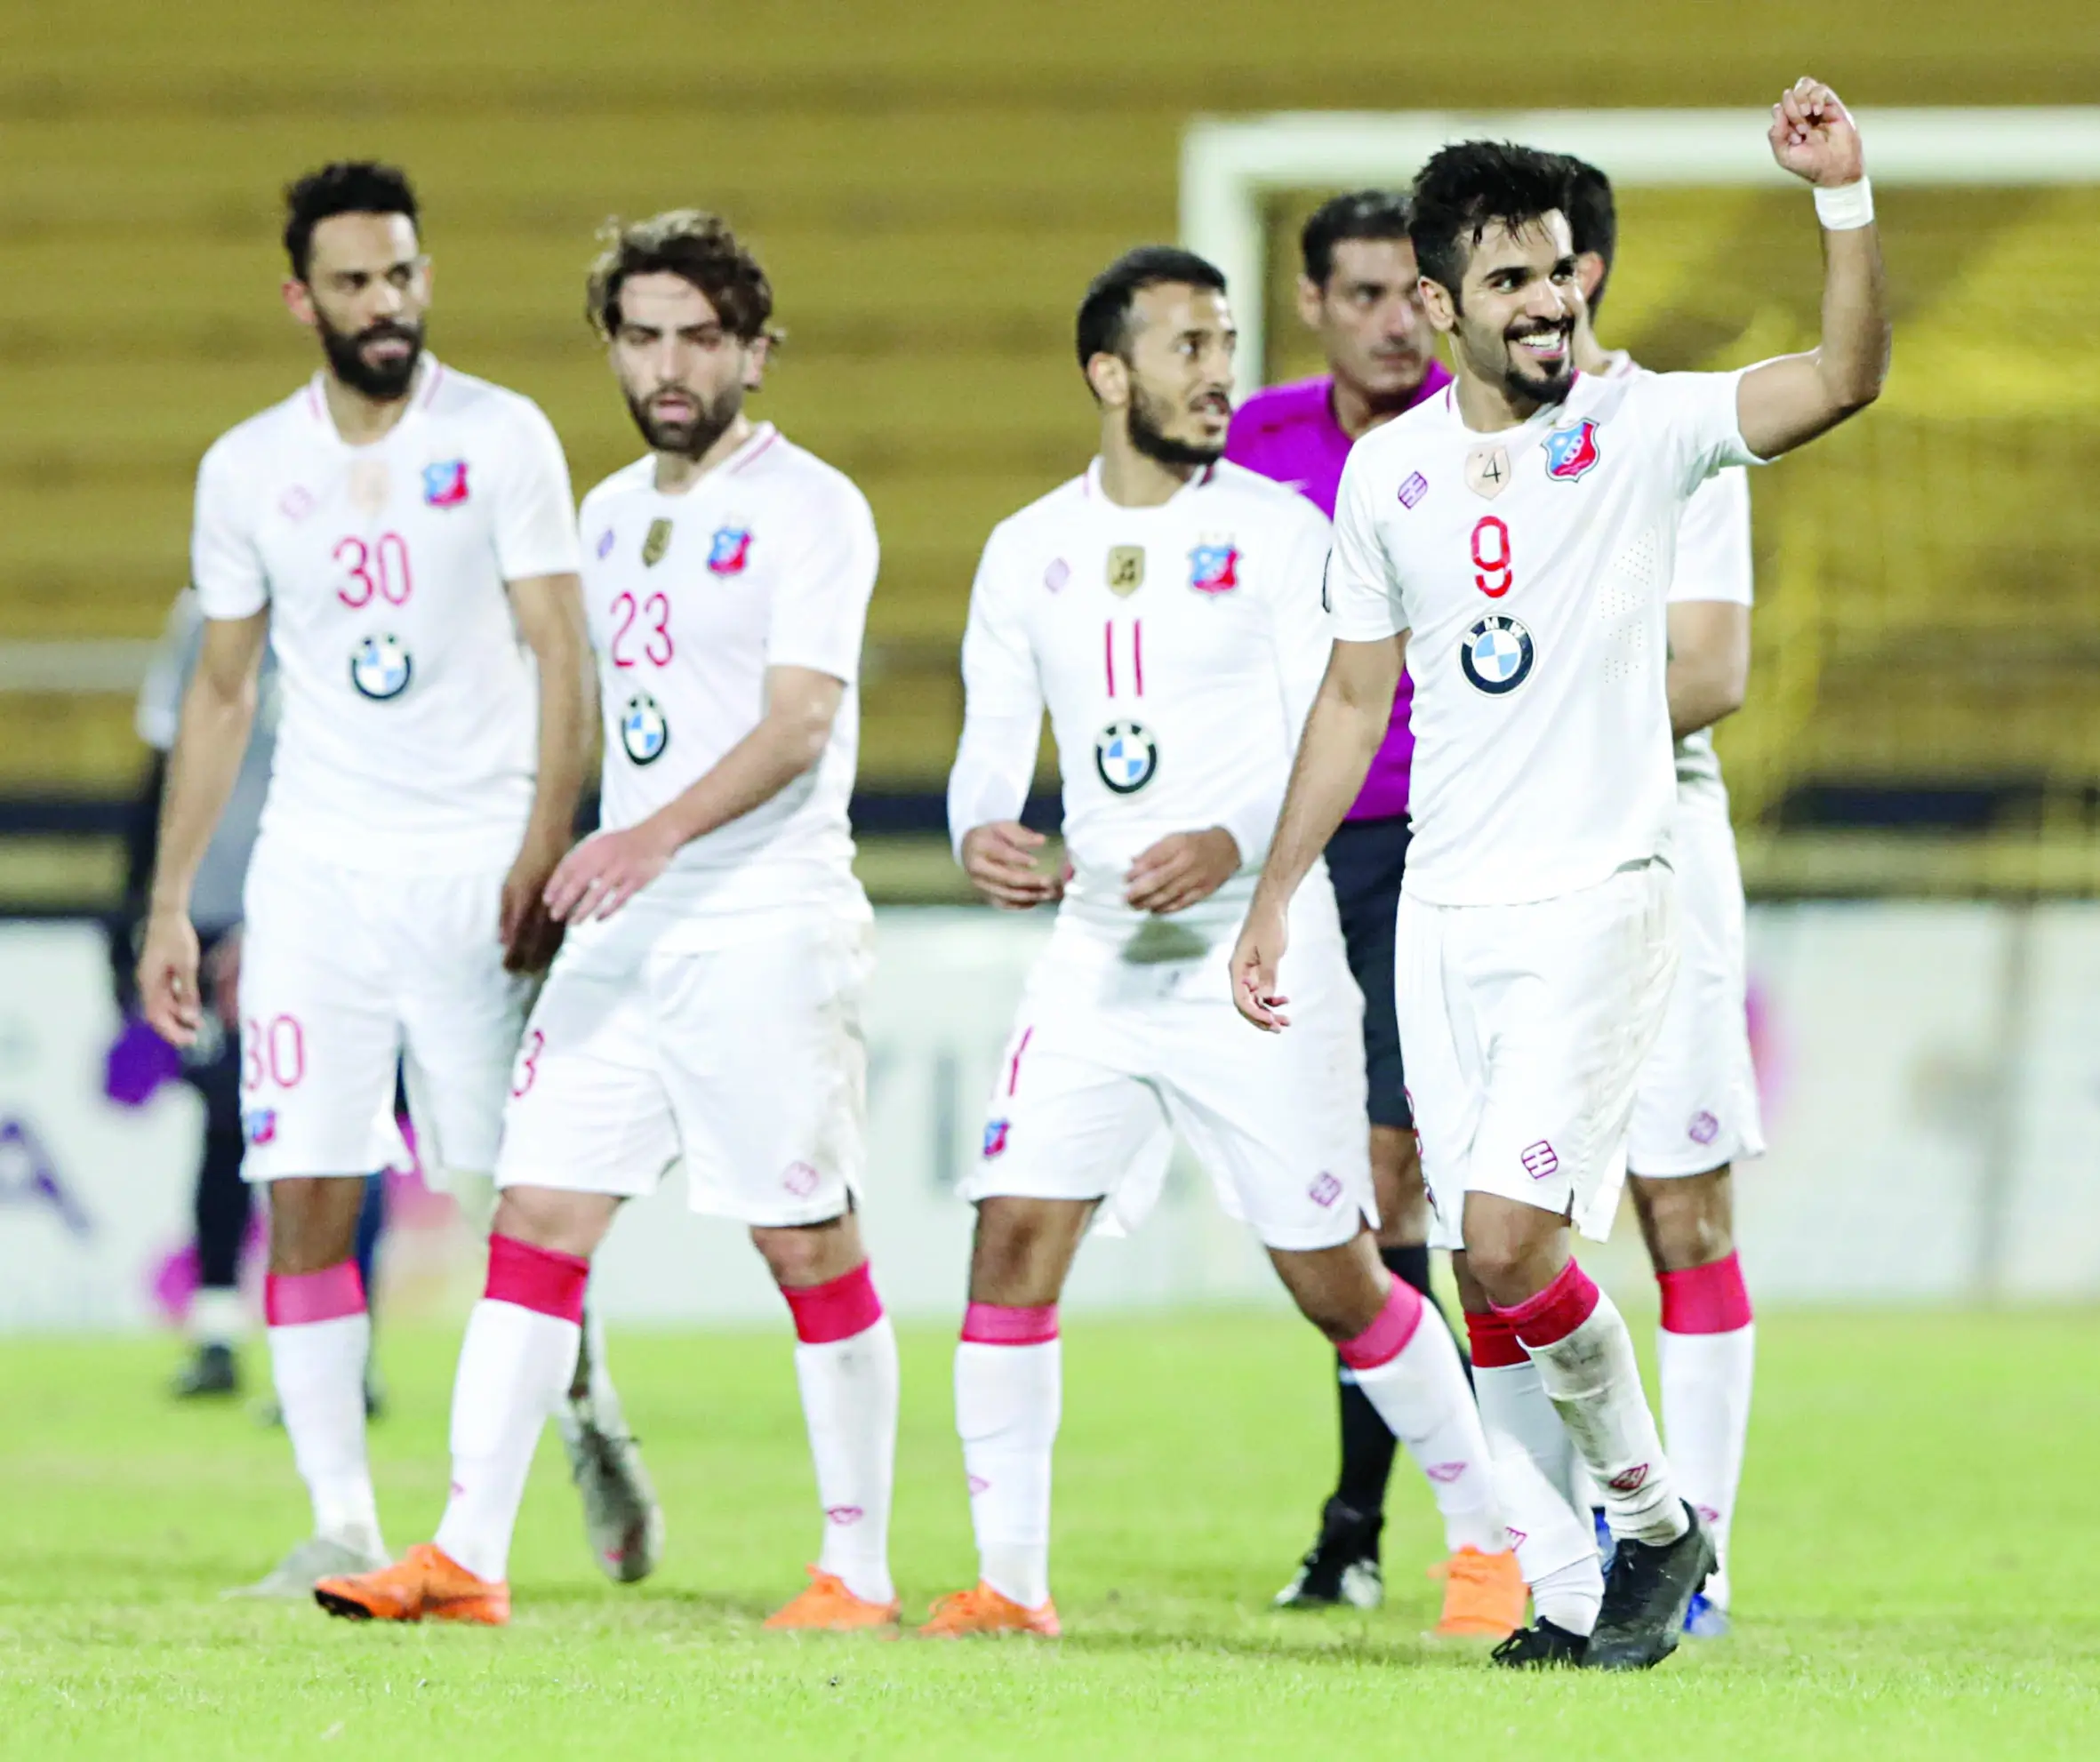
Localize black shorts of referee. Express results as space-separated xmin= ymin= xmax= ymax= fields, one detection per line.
xmin=1325 ymin=813 xmax=1410 ymax=1131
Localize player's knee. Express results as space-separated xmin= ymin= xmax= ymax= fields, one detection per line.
xmin=265 ymin=1173 xmax=366 ymax=1274
xmin=751 ymin=1213 xmax=860 ymax=1289
xmin=966 ymin=1198 xmax=1078 ymax=1306
xmin=1631 ymin=1169 xmax=1735 ymax=1272
xmin=491 ymin=1185 xmax=613 ymax=1261
xmin=1459 ymin=1201 xmax=1565 ymax=1309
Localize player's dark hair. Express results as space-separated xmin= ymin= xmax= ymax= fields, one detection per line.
xmin=587 ymin=209 xmax=781 ymax=346
xmin=1408 ymin=141 xmax=1575 ymax=308
xmin=1075 ymin=245 xmax=1227 ymax=377
xmin=283 ymin=162 xmax=420 ymax=280
xmin=1300 ymin=189 xmax=1414 ymax=286
xmin=1560 ymin=156 xmax=1618 ymax=318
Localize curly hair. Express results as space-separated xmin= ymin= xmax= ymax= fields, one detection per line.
xmin=585 ymin=210 xmax=781 ymax=345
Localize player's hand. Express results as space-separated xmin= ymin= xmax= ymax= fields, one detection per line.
xmin=1230 ymin=897 xmax=1292 ymax=1033
xmin=501 ymin=835 xmax=571 ymax=972
xmin=544 ymin=823 xmax=677 ymax=925
xmin=1124 ymin=828 xmax=1242 ymax=916
xmin=137 ymin=908 xmax=204 ymax=1047
xmin=204 ymin=925 xmax=244 ymax=1035
xmin=1768 ymin=76 xmax=1865 ymax=188
xmin=961 ymin=821 xmax=1063 ymax=910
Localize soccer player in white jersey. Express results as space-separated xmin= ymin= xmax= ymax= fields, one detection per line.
xmin=1233 ymin=84 xmax=1888 ymax=1670
xmin=314 ymin=210 xmax=901 ymax=1632
xmin=925 ymin=246 xmax=1519 ymax=1639
xmin=1563 ymin=157 xmax=1762 ymax=1638
xmin=136 ymin=163 xmax=657 ymax=1598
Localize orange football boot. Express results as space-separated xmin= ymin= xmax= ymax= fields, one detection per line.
xmin=764 ymin=1566 xmax=902 ymax=1631
xmin=313 ymin=1542 xmax=510 ymax=1626
xmin=918 ymin=1581 xmax=1062 ymax=1638
xmin=1431 ymin=1545 xmax=1526 ymax=1638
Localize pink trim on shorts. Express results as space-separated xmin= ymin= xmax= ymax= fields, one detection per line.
xmin=263 ymin=1261 xmax=365 ymax=1327
xmin=485 ymin=1233 xmax=589 ymax=1324
xmin=961 ymin=1301 xmax=1059 ymax=1346
xmin=1336 ymin=1276 xmax=1424 ymax=1371
xmin=1495 ymin=1258 xmax=1600 ymax=1350
xmin=1657 ymin=1252 xmax=1753 ymax=1334
xmin=781 ymin=1262 xmax=885 ymax=1344
xmin=1005 ymin=1026 xmax=1034 ymax=1097
xmin=1464 ymin=1308 xmax=1529 ymax=1370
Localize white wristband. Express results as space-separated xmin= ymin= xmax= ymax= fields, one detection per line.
xmin=1813 ymin=178 xmax=1874 ymax=230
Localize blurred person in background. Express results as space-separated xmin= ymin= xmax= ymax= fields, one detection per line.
xmin=926 ymin=245 xmax=1519 ymax=1640
xmin=113 ymin=589 xmax=387 ymax=1406
xmin=1226 ymin=191 xmax=1463 ymax=1610
xmin=1562 ymin=156 xmax=1762 ymax=1639
xmin=133 ymin=161 xmax=657 ymax=1598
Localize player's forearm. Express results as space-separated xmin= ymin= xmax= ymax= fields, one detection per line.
xmin=520 ymin=638 xmax=591 ymax=861
xmin=946 ymin=708 xmax=1040 ymax=861
xmin=1667 ymin=661 xmax=1745 ymax=741
xmin=1250 ymin=674 xmax=1386 ymax=911
xmin=644 ymin=710 xmax=829 ymax=853
xmin=1811 ymin=221 xmax=1888 ymax=418
xmin=147 ymin=677 xmax=255 ymax=916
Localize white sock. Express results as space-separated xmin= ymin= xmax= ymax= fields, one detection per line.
xmin=1509 ymin=1269 xmax=1687 ymax=1547
xmin=1474 ymin=1355 xmax=1603 ymax=1635
xmin=267 ymin=1311 xmax=381 ymax=1553
xmin=1347 ymin=1296 xmax=1505 ymax=1555
xmin=433 ymin=1297 xmax=579 ymax=1583
xmin=956 ymin=1318 xmax=1061 ymax=1610
xmin=191 ymin=1285 xmax=246 ymax=1348
xmin=796 ymin=1317 xmax=900 ymax=1606
xmin=1659 ymin=1322 xmax=1754 ymax=1606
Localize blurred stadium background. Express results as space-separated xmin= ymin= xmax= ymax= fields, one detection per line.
xmin=4 ymin=0 xmax=2100 ymax=1330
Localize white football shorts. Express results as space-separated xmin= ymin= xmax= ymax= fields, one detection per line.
xmin=1628 ymin=797 xmax=1765 ymax=1177
xmin=236 ymin=837 xmax=530 ymax=1188
xmin=1400 ymin=861 xmax=1678 ymax=1248
xmin=961 ymin=886 xmax=1374 ymax=1253
xmin=495 ymin=910 xmax=870 ymax=1228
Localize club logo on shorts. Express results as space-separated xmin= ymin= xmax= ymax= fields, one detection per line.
xmin=1460 ymin=615 xmax=1535 ymax=696
xmin=642 ymin=517 xmax=674 ymax=567
xmin=243 ymin=1108 xmax=277 ymax=1146
xmin=1189 ymin=541 xmax=1240 ymax=596
xmin=1688 ymin=1110 xmax=1719 ymax=1146
xmin=1094 ymin=721 xmax=1157 ymax=794
xmin=349 ymin=635 xmax=413 ymax=701
xmin=421 ymin=459 xmax=470 ymax=508
xmin=782 ymin=1161 xmax=820 ymax=1198
xmin=1519 ymin=1140 xmax=1559 ymax=1180
xmin=707 ymin=525 xmax=753 ymax=576
xmin=1543 ymin=417 xmax=1601 ymax=482
xmin=620 ymin=693 xmax=669 ymax=765
xmin=1308 ymin=1173 xmax=1343 ymax=1209
xmin=982 ymin=1119 xmax=1011 ymax=1159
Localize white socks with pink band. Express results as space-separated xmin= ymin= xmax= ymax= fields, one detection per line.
xmin=1657 ymin=1252 xmax=1755 ymax=1608
xmin=955 ymin=1302 xmax=1062 ymax=1610
xmin=265 ymin=1261 xmax=381 ymax=1555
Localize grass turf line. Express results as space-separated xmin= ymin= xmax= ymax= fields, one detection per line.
xmin=3 ymin=1311 xmax=2097 ymax=1759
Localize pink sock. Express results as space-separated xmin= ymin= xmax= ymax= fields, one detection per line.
xmin=956 ymin=1302 xmax=1061 ymax=1608
xmin=265 ymin=1261 xmax=380 ymax=1550
xmin=433 ymin=1235 xmax=589 ymax=1582
xmin=1657 ymin=1253 xmax=1754 ymax=1603
xmin=1339 ymin=1278 xmax=1504 ymax=1556
xmin=1498 ymin=1260 xmax=1687 ymax=1547
xmin=781 ymin=1264 xmax=898 ymax=1606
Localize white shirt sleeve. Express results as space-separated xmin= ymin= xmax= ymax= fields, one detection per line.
xmin=947 ymin=525 xmax=1044 ymax=861
xmin=1669 ymin=466 xmax=1754 ymax=606
xmin=1644 ymin=370 xmax=1767 ymax=498
xmin=765 ymin=477 xmax=880 ymax=684
xmin=491 ymin=399 xmax=584 ymax=581
xmin=190 ymin=436 xmax=269 ymax=620
xmin=1323 ymin=446 xmax=1408 ymax=642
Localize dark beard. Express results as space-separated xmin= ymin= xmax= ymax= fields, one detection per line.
xmin=1126 ymin=384 xmax=1223 ymax=469
xmin=317 ymin=313 xmax=424 ymax=402
xmin=626 ymin=383 xmax=744 ymax=459
xmin=1498 ymin=326 xmax=1575 ymax=409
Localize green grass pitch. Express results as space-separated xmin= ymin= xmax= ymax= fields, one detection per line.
xmin=4 ymin=1309 xmax=2097 ymax=1758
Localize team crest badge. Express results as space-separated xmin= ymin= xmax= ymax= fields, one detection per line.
xmin=707 ymin=525 xmax=753 ymax=576
xmin=349 ymin=635 xmax=413 ymax=701
xmin=982 ymin=1119 xmax=1012 ymax=1159
xmin=243 ymin=1108 xmax=278 ymax=1146
xmin=1542 ymin=419 xmax=1601 ymax=482
xmin=1106 ymin=545 xmax=1145 ymax=597
xmin=621 ymin=693 xmax=669 ymax=765
xmin=642 ymin=517 xmax=675 ymax=567
xmin=1465 ymin=444 xmax=1512 ymax=500
xmin=1094 ymin=720 xmax=1158 ymax=794
xmin=1189 ymin=541 xmax=1240 ymax=596
xmin=1459 ymin=614 xmax=1535 ymax=696
xmin=421 ymin=460 xmax=470 ymax=508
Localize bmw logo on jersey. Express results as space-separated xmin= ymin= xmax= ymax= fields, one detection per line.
xmin=1460 ymin=614 xmax=1535 ymax=695
xmin=621 ymin=693 xmax=670 ymax=765
xmin=1094 ymin=720 xmax=1157 ymax=794
xmin=349 ymin=635 xmax=413 ymax=701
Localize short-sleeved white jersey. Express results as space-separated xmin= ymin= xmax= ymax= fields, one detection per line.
xmin=1327 ymin=368 xmax=1763 ymax=906
xmin=190 ymin=359 xmax=581 ymax=872
xmin=949 ymin=460 xmax=1334 ymax=949
xmin=578 ymin=424 xmax=878 ymax=949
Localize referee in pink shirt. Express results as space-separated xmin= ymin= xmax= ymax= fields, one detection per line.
xmin=1227 ymin=190 xmax=1463 ymax=1611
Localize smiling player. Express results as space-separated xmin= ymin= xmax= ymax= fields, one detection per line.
xmin=1233 ymin=84 xmax=1888 ymax=1669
